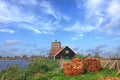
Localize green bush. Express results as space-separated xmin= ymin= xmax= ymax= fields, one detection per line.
xmin=0 ymin=65 xmax=24 ymax=80
xmin=24 ymin=59 xmax=59 ymax=79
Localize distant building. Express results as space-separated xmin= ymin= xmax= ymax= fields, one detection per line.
xmin=50 ymin=40 xmax=76 ymax=59
xmin=50 ymin=40 xmax=61 ymax=54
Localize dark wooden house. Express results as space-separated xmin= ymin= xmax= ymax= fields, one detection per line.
xmin=50 ymin=40 xmax=76 ymax=59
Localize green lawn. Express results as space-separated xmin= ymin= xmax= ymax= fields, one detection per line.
xmin=36 ymin=68 xmax=119 ymax=80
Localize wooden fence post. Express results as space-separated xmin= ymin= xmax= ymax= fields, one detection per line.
xmin=103 ymin=60 xmax=110 ymax=68
xmin=109 ymin=60 xmax=117 ymax=70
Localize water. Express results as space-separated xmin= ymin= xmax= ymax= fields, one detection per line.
xmin=0 ymin=60 xmax=31 ymax=72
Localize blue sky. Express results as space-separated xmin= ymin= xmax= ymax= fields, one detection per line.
xmin=0 ymin=0 xmax=120 ymax=57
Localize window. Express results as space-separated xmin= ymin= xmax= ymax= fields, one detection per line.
xmin=65 ymin=50 xmax=69 ymax=54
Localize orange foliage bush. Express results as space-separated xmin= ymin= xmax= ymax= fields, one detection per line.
xmin=83 ymin=57 xmax=101 ymax=72
xmin=63 ymin=58 xmax=85 ymax=76
xmin=63 ymin=57 xmax=101 ymax=76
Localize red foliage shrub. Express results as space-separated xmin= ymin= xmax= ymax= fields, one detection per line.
xmin=83 ymin=57 xmax=101 ymax=72
xmin=63 ymin=58 xmax=85 ymax=76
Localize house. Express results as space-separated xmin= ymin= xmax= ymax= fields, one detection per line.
xmin=50 ymin=40 xmax=76 ymax=59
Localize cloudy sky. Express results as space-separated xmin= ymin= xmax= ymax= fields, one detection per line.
xmin=0 ymin=0 xmax=120 ymax=57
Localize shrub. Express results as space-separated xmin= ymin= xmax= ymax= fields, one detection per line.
xmin=24 ymin=59 xmax=59 ymax=79
xmin=0 ymin=65 xmax=23 ymax=80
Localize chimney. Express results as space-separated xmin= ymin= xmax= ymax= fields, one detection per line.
xmin=50 ymin=40 xmax=61 ymax=54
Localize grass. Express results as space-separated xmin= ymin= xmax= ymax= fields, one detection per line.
xmin=35 ymin=68 xmax=120 ymax=80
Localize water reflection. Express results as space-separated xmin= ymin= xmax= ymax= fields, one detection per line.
xmin=0 ymin=60 xmax=31 ymax=72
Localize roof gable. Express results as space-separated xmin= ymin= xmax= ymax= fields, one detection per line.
xmin=52 ymin=47 xmax=64 ymax=57
xmin=52 ymin=46 xmax=76 ymax=57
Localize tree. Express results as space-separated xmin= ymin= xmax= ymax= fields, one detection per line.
xmin=0 ymin=55 xmax=2 ymax=60
xmin=22 ymin=55 xmax=28 ymax=60
xmin=30 ymin=55 xmax=37 ymax=59
xmin=93 ymin=53 xmax=101 ymax=58
xmin=85 ymin=53 xmax=92 ymax=58
xmin=23 ymin=55 xmax=27 ymax=58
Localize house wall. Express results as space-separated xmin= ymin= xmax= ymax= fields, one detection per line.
xmin=55 ymin=46 xmax=75 ymax=59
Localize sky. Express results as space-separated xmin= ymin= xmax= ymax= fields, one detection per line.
xmin=0 ymin=0 xmax=120 ymax=57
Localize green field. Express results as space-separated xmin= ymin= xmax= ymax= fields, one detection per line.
xmin=0 ymin=59 xmax=120 ymax=80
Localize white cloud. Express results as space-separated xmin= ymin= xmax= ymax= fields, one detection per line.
xmin=83 ymin=0 xmax=104 ymax=19
xmin=18 ymin=19 xmax=60 ymax=34
xmin=71 ymin=32 xmax=84 ymax=40
xmin=65 ymin=22 xmax=96 ymax=32
xmin=102 ymin=18 xmax=119 ymax=34
xmin=4 ymin=39 xmax=20 ymax=46
xmin=64 ymin=19 xmax=103 ymax=40
xmin=0 ymin=0 xmax=67 ymax=34
xmin=18 ymin=23 xmax=41 ymax=34
xmin=39 ymin=1 xmax=58 ymax=20
xmin=19 ymin=0 xmax=37 ymax=5
xmin=0 ymin=0 xmax=35 ymax=23
xmin=0 ymin=29 xmax=15 ymax=33
xmin=73 ymin=0 xmax=105 ymax=39
xmin=39 ymin=0 xmax=69 ymax=21
xmin=64 ymin=20 xmax=100 ymax=35
xmin=106 ymin=0 xmax=120 ymax=17
xmin=76 ymin=0 xmax=120 ymax=36
xmin=62 ymin=15 xmax=70 ymax=21
xmin=101 ymin=0 xmax=120 ymax=34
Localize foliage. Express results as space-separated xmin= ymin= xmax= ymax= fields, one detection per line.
xmin=0 ymin=72 xmax=2 ymax=78
xmin=22 ymin=55 xmax=28 ymax=58
xmin=74 ymin=54 xmax=85 ymax=59
xmin=84 ymin=53 xmax=92 ymax=58
xmin=0 ymin=58 xmax=120 ymax=80
xmin=93 ymin=53 xmax=102 ymax=58
xmin=24 ymin=59 xmax=59 ymax=79
xmin=29 ymin=55 xmax=46 ymax=62
xmin=0 ymin=65 xmax=23 ymax=80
